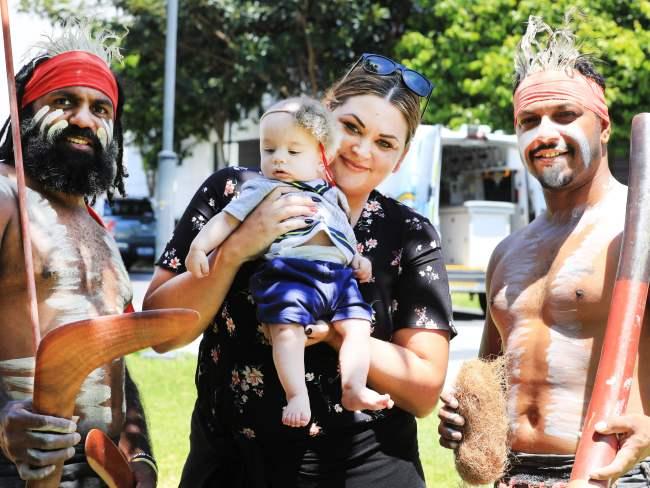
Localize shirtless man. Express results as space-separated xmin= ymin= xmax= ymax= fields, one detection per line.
xmin=0 ymin=26 xmax=156 ymax=487
xmin=438 ymin=16 xmax=650 ymax=487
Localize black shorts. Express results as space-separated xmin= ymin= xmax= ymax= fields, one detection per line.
xmin=496 ymin=451 xmax=650 ymax=487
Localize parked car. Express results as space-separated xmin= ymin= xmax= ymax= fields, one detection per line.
xmin=101 ymin=197 xmax=156 ymax=270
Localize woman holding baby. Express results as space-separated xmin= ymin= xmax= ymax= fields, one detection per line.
xmin=143 ymin=53 xmax=455 ymax=487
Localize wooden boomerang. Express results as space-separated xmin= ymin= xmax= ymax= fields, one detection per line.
xmin=85 ymin=429 xmax=135 ymax=488
xmin=25 ymin=308 xmax=200 ymax=488
xmin=567 ymin=113 xmax=650 ymax=487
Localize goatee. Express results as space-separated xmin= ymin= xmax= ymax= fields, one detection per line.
xmin=539 ymin=165 xmax=573 ymax=189
xmin=20 ymin=118 xmax=118 ymax=197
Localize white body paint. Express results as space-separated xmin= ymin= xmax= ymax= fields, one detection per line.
xmin=76 ymin=367 xmax=114 ymax=431
xmin=494 ymin=219 xmax=548 ymax=431
xmin=28 ymin=192 xmax=97 ymax=324
xmin=542 ymin=192 xmax=625 ymax=440
xmin=505 ymin=325 xmax=531 ymax=433
xmin=0 ymin=357 xmax=116 ymax=430
xmin=543 ymin=324 xmax=591 ymax=440
xmin=0 ymin=357 xmax=35 ymax=401
xmin=0 ymin=168 xmax=132 ymax=437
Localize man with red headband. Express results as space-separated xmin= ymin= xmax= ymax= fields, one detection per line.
xmin=0 ymin=24 xmax=156 ymax=487
xmin=438 ymin=15 xmax=650 ymax=487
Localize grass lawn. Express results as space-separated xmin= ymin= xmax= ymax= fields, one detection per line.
xmin=451 ymin=292 xmax=482 ymax=312
xmin=127 ymin=353 xmax=472 ymax=488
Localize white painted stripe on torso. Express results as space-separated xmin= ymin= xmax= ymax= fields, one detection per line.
xmin=0 ymin=357 xmax=113 ymax=427
xmin=544 ymin=190 xmax=625 ymax=441
xmin=76 ymin=367 xmax=113 ymax=429
xmin=28 ymin=192 xmax=96 ymax=325
xmin=0 ymin=357 xmax=36 ymax=401
xmin=544 ymin=322 xmax=591 ymax=440
xmin=103 ymin=233 xmax=132 ymax=306
xmin=505 ymin=323 xmax=532 ymax=433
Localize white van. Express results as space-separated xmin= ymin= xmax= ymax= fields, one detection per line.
xmin=378 ymin=124 xmax=545 ymax=312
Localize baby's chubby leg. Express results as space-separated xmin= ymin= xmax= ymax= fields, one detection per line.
xmin=333 ymin=319 xmax=394 ymax=411
xmin=268 ymin=323 xmax=311 ymax=427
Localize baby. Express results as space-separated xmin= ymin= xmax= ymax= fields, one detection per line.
xmin=186 ymin=96 xmax=393 ymax=427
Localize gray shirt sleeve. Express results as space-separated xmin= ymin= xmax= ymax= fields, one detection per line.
xmin=222 ymin=177 xmax=279 ymax=221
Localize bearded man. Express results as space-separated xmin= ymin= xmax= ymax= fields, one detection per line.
xmin=438 ymin=16 xmax=650 ymax=488
xmin=0 ymin=25 xmax=156 ymax=487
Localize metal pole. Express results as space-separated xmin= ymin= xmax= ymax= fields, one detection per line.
xmin=155 ymin=0 xmax=179 ymax=257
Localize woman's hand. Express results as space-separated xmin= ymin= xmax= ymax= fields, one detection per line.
xmin=261 ymin=322 xmax=338 ymax=348
xmin=222 ymin=187 xmax=318 ymax=263
xmin=304 ymin=321 xmax=341 ymax=348
xmin=351 ymin=254 xmax=372 ymax=283
xmin=130 ymin=458 xmax=157 ymax=488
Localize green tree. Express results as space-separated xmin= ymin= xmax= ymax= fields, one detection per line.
xmin=20 ymin=0 xmax=413 ymax=170
xmin=396 ymin=0 xmax=650 ymax=161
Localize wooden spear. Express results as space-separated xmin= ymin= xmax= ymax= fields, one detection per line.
xmin=568 ymin=113 xmax=650 ymax=487
xmin=0 ymin=0 xmax=40 ymax=353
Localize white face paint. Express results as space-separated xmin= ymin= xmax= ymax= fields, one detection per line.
xmin=517 ymin=116 xmax=594 ymax=175
xmin=97 ymin=119 xmax=113 ymax=150
xmin=28 ymin=105 xmax=51 ymax=130
xmin=46 ymin=119 xmax=69 ymax=143
xmin=97 ymin=127 xmax=108 ymax=150
xmin=38 ymin=108 xmax=64 ymax=136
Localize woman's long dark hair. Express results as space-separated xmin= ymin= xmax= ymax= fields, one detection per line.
xmin=0 ymin=54 xmax=128 ymax=201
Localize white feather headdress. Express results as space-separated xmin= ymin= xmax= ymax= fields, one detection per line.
xmin=30 ymin=18 xmax=122 ymax=66
xmin=514 ymin=13 xmax=586 ymax=81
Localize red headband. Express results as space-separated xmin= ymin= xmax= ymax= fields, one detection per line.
xmin=513 ymin=70 xmax=609 ymax=126
xmin=22 ymin=51 xmax=118 ymax=115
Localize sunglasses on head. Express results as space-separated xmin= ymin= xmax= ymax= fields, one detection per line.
xmin=343 ymin=53 xmax=434 ymax=117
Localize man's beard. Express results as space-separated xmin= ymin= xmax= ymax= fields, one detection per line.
xmin=539 ymin=165 xmax=573 ymax=189
xmin=21 ymin=119 xmax=118 ymax=197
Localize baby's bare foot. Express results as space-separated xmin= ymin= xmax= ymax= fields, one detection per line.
xmin=282 ymin=394 xmax=311 ymax=427
xmin=342 ymin=387 xmax=394 ymax=412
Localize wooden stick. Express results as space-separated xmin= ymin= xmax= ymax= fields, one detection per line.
xmin=0 ymin=0 xmax=41 ymax=353
xmin=568 ymin=113 xmax=650 ymax=487
xmin=25 ymin=308 xmax=200 ymax=488
xmin=85 ymin=429 xmax=135 ymax=488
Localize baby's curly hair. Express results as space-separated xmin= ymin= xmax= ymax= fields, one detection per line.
xmin=261 ymin=96 xmax=341 ymax=157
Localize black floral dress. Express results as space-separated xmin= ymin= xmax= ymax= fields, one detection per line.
xmin=158 ymin=167 xmax=456 ymax=488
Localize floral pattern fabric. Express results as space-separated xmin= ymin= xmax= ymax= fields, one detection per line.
xmin=158 ymin=166 xmax=455 ymax=446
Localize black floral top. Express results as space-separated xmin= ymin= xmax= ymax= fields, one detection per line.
xmin=158 ymin=167 xmax=455 ymax=445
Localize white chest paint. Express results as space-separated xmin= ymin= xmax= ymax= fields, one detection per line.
xmin=25 ymin=189 xmax=132 ymax=326
xmin=543 ymin=191 xmax=626 ymax=441
xmin=0 ymin=357 xmax=117 ymax=430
